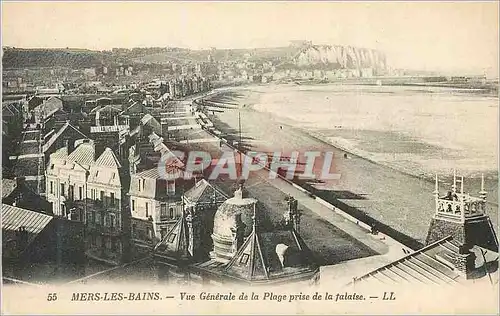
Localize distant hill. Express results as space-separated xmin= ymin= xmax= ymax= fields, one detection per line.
xmin=2 ymin=48 xmax=106 ymax=69
xmin=2 ymin=44 xmax=388 ymax=73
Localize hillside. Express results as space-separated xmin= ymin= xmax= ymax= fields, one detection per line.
xmin=2 ymin=48 xmax=108 ymax=69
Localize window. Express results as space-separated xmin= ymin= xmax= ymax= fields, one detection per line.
xmin=110 ymin=192 xmax=115 ymax=206
xmin=132 ymin=199 xmax=135 ymax=212
xmin=142 ymin=179 xmax=146 ymax=191
xmin=69 ymin=185 xmax=74 ymax=200
xmin=109 ymin=214 xmax=116 ymax=229
xmin=147 ymin=227 xmax=153 ymax=240
xmin=91 ymin=189 xmax=96 ymax=200
xmin=167 ymin=233 xmax=176 ymax=243
xmin=132 ymin=224 xmax=137 ymax=236
xmin=60 ymin=183 xmax=65 ymax=196
xmin=169 ymin=207 xmax=174 ymax=219
xmin=78 ymin=186 xmax=83 ymax=200
xmin=167 ymin=181 xmax=175 ymax=195
xmin=50 ymin=181 xmax=53 ymax=194
xmin=95 ymin=212 xmax=101 ymax=225
xmin=160 ymin=204 xmax=167 ymax=217
xmin=100 ymin=190 xmax=104 ymax=201
xmin=111 ymin=238 xmax=117 ymax=251
xmin=240 ymin=253 xmax=250 ymax=265
xmin=161 ymin=228 xmax=168 ymax=239
xmin=145 ymin=202 xmax=149 ymax=218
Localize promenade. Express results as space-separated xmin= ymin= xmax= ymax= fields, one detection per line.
xmin=200 ymin=91 xmax=498 ymax=249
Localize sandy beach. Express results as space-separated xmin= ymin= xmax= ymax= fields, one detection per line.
xmin=201 ymin=84 xmax=499 ymax=246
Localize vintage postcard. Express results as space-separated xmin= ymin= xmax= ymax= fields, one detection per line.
xmin=1 ymin=1 xmax=499 ymax=315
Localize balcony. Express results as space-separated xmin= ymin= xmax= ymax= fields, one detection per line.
xmin=86 ymin=223 xmax=122 ymax=236
xmin=159 ymin=215 xmax=178 ymax=222
xmin=436 ymin=193 xmax=486 ymax=221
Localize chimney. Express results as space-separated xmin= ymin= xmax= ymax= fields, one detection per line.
xmin=64 ymin=139 xmax=75 ymax=155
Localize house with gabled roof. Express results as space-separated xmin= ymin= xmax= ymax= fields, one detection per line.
xmin=83 ymin=147 xmax=130 ymax=264
xmin=42 ymin=121 xmax=88 ymax=160
xmin=33 ymin=96 xmax=63 ymax=124
xmin=128 ymin=163 xmax=188 ymax=258
xmin=45 ymin=139 xmax=131 ymax=265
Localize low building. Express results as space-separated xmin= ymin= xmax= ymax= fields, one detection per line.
xmin=2 ymin=204 xmax=85 ymax=282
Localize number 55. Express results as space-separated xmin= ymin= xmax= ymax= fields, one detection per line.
xmin=47 ymin=293 xmax=58 ymax=301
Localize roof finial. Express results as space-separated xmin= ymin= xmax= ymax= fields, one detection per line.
xmin=460 ymin=176 xmax=464 ymax=195
xmin=479 ymin=173 xmax=487 ymax=200
xmin=433 ymin=174 xmax=439 ymax=197
xmin=452 ymin=169 xmax=457 ymax=193
xmin=234 ymin=185 xmax=243 ymax=199
xmin=252 ymin=202 xmax=257 ymax=230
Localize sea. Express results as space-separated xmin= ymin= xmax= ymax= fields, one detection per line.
xmin=239 ymin=83 xmax=498 ymax=180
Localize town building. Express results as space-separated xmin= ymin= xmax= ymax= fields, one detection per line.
xmin=2 ymin=204 xmax=85 ymax=282
xmin=2 ymin=177 xmax=52 ymax=214
xmin=45 ymin=140 xmax=131 ymax=265
xmin=128 ymin=166 xmax=185 ymax=258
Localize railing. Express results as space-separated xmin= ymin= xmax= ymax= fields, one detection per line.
xmin=86 ymin=223 xmax=121 ymax=235
xmin=159 ymin=215 xmax=177 ymax=222
xmin=436 ymin=196 xmax=486 ymax=220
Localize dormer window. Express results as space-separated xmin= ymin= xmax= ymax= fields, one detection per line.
xmin=240 ymin=253 xmax=250 ymax=265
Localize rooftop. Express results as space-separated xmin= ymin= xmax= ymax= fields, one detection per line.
xmin=42 ymin=121 xmax=87 ymax=153
xmin=350 ymin=236 xmax=499 ymax=288
xmin=2 ymin=179 xmax=17 ymax=199
xmin=183 ymin=179 xmax=229 ymax=205
xmin=2 ymin=204 xmax=53 ymax=249
xmin=94 ymin=148 xmax=121 ymax=169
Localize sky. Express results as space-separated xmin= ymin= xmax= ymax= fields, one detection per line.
xmin=2 ymin=1 xmax=499 ymax=76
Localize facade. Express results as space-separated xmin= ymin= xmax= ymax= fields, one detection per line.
xmin=129 ymin=167 xmax=185 ymax=258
